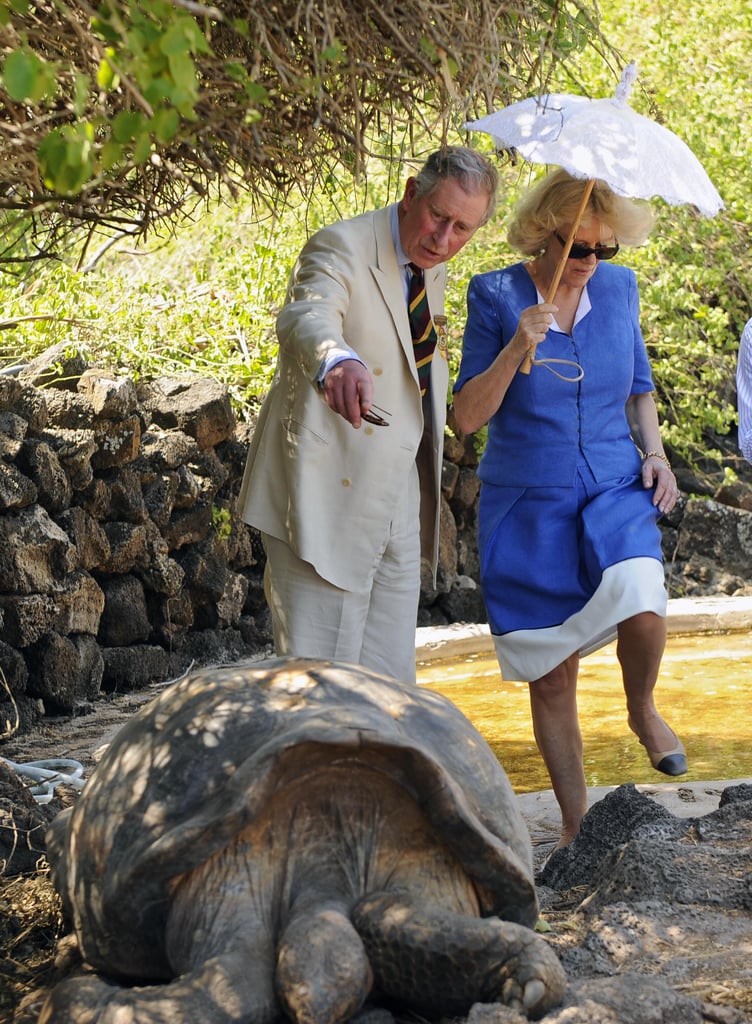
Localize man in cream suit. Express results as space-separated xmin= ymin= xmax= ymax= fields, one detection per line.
xmin=238 ymin=147 xmax=498 ymax=682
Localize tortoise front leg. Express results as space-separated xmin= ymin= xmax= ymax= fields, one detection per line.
xmin=39 ymin=949 xmax=279 ymax=1024
xmin=352 ymin=891 xmax=566 ymax=1020
xmin=276 ymin=900 xmax=373 ymax=1024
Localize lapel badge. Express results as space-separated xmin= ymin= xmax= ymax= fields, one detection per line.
xmin=433 ymin=315 xmax=448 ymax=359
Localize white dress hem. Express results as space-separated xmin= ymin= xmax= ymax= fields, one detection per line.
xmin=492 ymin=557 xmax=667 ymax=681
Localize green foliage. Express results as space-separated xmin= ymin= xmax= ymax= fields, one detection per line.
xmin=211 ymin=505 xmax=232 ymax=542
xmin=3 ymin=48 xmax=56 ymax=102
xmin=0 ymin=165 xmax=406 ymax=408
xmin=1 ymin=0 xmax=750 ymax=468
xmin=0 ymin=0 xmax=603 ymax=248
xmin=0 ymin=0 xmax=268 ymax=200
xmin=38 ymin=122 xmax=97 ymax=195
xmin=0 ymin=194 xmax=334 ymax=413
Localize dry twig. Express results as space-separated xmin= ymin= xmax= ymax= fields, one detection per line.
xmin=0 ymin=0 xmax=608 ymax=259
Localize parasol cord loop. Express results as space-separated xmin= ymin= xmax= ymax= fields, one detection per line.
xmin=528 ymin=356 xmax=584 ymax=382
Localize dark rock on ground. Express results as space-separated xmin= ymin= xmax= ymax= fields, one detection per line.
xmin=531 ymin=784 xmax=752 ymax=1023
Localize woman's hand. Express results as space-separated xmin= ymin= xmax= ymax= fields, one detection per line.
xmin=510 ymin=303 xmax=557 ymax=361
xmin=642 ymin=456 xmax=678 ymax=515
xmin=626 ymin=394 xmax=678 ymax=515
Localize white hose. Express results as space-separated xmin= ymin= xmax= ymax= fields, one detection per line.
xmin=2 ymin=757 xmax=86 ymax=804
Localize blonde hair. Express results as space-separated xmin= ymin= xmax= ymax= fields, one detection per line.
xmin=507 ymin=168 xmax=655 ymax=255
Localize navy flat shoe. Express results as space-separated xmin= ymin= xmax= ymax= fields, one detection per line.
xmin=652 ymin=746 xmax=688 ymax=776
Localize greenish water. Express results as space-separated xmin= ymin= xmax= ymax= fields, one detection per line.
xmin=419 ymin=630 xmax=752 ymax=795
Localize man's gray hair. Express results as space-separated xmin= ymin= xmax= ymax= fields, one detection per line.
xmin=414 ymin=146 xmax=499 ymax=224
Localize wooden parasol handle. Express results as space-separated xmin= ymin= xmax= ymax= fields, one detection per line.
xmin=519 ymin=179 xmax=596 ymax=375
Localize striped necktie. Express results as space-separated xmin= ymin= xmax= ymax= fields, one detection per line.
xmin=408 ymin=263 xmax=437 ymax=396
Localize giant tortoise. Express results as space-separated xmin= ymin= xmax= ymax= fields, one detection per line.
xmin=41 ymin=657 xmax=566 ymax=1023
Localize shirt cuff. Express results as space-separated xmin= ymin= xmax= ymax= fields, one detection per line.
xmin=316 ymin=349 xmax=366 ymax=386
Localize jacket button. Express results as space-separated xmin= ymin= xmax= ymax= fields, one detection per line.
xmin=373 ymin=367 xmax=383 ymax=376
xmin=341 ymin=478 xmax=352 ymax=487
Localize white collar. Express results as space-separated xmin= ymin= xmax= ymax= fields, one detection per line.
xmin=534 ymin=283 xmax=592 ymax=331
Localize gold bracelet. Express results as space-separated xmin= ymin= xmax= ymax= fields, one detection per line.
xmin=643 ymin=450 xmax=671 ymax=469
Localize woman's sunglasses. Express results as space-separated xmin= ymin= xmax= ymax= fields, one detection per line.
xmin=555 ymin=231 xmax=620 ymax=261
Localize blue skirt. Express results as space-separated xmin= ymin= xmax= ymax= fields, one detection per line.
xmin=479 ymin=463 xmax=667 ymax=680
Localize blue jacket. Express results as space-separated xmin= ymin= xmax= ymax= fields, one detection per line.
xmin=454 ymin=261 xmax=654 ymax=487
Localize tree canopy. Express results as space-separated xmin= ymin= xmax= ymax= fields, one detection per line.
xmin=0 ymin=0 xmax=606 ymax=263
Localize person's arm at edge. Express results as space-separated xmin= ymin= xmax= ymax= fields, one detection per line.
xmin=736 ymin=319 xmax=752 ymax=464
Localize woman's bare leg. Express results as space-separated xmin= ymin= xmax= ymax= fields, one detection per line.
xmin=528 ymin=653 xmax=586 ymax=847
xmin=617 ymin=611 xmax=679 ymax=752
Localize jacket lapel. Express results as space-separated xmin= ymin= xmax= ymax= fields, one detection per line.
xmin=370 ymin=208 xmax=416 ymax=373
xmin=370 ymin=209 xmax=448 ymax=393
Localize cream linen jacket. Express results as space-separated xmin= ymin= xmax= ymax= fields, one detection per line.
xmin=237 ymin=205 xmax=449 ymax=592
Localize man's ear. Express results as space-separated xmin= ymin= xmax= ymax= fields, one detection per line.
xmin=401 ymin=176 xmax=418 ymax=207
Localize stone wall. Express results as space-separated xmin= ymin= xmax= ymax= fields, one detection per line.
xmin=0 ymin=347 xmax=485 ymax=733
xmin=0 ymin=349 xmax=260 ymax=732
xmin=1 ymin=344 xmax=751 ymax=735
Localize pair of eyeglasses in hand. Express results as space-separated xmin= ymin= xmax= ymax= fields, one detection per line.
xmin=362 ymin=403 xmax=391 ymax=427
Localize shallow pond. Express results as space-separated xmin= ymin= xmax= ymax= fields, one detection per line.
xmin=419 ymin=630 xmax=752 ymax=795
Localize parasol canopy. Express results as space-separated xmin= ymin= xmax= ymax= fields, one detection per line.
xmin=464 ymin=62 xmax=723 ymax=217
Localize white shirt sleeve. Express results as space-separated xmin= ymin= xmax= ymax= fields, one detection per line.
xmin=737 ymin=318 xmax=752 ymax=464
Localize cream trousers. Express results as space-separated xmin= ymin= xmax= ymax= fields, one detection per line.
xmin=261 ymin=465 xmax=421 ymax=684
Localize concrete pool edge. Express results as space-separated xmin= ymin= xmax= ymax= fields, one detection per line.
xmin=416 ymin=594 xmax=752 ymax=664
xmin=517 ymin=778 xmax=752 ymax=839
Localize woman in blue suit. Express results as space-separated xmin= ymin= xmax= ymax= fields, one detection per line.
xmin=453 ymin=169 xmax=686 ymax=849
